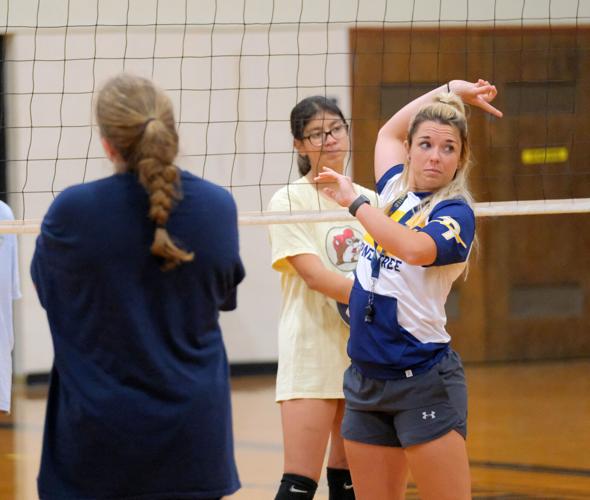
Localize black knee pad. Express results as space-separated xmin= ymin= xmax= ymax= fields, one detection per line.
xmin=327 ymin=467 xmax=355 ymax=500
xmin=275 ymin=473 xmax=318 ymax=499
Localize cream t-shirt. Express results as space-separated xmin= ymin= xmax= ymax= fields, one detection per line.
xmin=268 ymin=176 xmax=377 ymax=401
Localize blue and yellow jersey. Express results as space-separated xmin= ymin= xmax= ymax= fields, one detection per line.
xmin=349 ymin=164 xmax=475 ymax=379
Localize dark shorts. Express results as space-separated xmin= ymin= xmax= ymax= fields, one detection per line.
xmin=341 ymin=349 xmax=467 ymax=448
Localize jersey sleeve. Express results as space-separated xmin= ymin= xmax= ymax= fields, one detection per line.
xmin=267 ymin=189 xmax=319 ymax=274
xmin=418 ymin=199 xmax=475 ymax=266
xmin=376 ymin=164 xmax=404 ymax=196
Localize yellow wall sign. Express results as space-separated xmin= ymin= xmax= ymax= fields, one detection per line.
xmin=521 ymin=147 xmax=568 ymax=165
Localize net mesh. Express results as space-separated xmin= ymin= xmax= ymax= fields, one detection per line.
xmin=1 ymin=0 xmax=590 ymax=234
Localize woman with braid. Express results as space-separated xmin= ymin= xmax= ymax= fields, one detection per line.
xmin=32 ymin=73 xmax=244 ymax=499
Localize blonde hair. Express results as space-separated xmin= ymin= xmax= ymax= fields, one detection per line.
xmin=96 ymin=73 xmax=194 ymax=270
xmin=387 ymin=92 xmax=473 ymax=227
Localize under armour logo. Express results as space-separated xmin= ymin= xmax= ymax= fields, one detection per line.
xmin=422 ymin=410 xmax=436 ymax=420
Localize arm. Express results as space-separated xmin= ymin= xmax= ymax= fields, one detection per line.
xmin=220 ymin=196 xmax=245 ymax=311
xmin=354 ymin=203 xmax=436 ymax=265
xmin=314 ymin=170 xmax=437 ymax=265
xmin=374 ymin=79 xmax=503 ymax=183
xmin=287 ymin=253 xmax=353 ymax=304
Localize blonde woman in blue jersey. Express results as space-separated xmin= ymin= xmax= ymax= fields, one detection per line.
xmin=315 ymin=79 xmax=502 ymax=500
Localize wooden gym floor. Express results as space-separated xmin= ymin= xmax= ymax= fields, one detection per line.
xmin=1 ymin=359 xmax=589 ymax=499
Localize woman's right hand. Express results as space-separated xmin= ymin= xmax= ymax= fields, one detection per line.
xmin=314 ymin=167 xmax=358 ymax=208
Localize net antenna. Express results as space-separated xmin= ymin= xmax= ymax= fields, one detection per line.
xmin=1 ymin=0 xmax=589 ymax=235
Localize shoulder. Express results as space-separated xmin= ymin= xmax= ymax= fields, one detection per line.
xmin=181 ymin=170 xmax=236 ymax=209
xmin=49 ymin=182 xmax=97 ymax=216
xmin=419 ymin=197 xmax=476 ymax=266
xmin=375 ymin=164 xmax=404 ymax=194
xmin=42 ymin=176 xmax=130 ymax=235
xmin=425 ymin=197 xmax=476 ymax=246
xmin=430 ymin=198 xmax=475 ymax=221
xmin=268 ymin=185 xmax=290 ymax=211
xmin=49 ymin=176 xmax=120 ymax=215
xmin=0 ymin=201 xmax=15 ymax=221
xmin=267 ymin=178 xmax=309 ymax=211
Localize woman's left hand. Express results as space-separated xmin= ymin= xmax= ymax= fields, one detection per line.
xmin=314 ymin=167 xmax=358 ymax=208
xmin=450 ymin=79 xmax=503 ymax=118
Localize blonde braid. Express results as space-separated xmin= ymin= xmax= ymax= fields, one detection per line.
xmin=96 ymin=73 xmax=194 ymax=270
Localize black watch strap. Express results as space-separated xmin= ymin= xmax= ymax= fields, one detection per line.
xmin=348 ymin=194 xmax=371 ymax=216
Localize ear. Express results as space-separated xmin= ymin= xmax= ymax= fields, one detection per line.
xmin=101 ymin=137 xmax=119 ymax=163
xmin=403 ymin=139 xmax=411 ymax=162
xmin=293 ymin=138 xmax=306 ymax=156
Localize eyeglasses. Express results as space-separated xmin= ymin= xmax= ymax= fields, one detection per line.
xmin=303 ymin=122 xmax=349 ymax=147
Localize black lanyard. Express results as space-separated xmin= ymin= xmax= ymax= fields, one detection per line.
xmin=370 ymin=193 xmax=408 ymax=280
xmin=365 ymin=192 xmax=430 ymax=324
xmin=365 ymin=193 xmax=408 ymax=323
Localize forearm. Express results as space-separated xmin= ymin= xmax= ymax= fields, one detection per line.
xmin=379 ymin=83 xmax=449 ymax=141
xmin=287 ymin=253 xmax=354 ymax=304
xmin=307 ymin=269 xmax=354 ymax=304
xmin=354 ymin=203 xmax=436 ymax=266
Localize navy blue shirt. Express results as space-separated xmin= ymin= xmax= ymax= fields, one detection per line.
xmin=32 ymin=170 xmax=244 ymax=499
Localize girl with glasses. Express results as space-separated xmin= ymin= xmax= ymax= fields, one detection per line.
xmin=268 ymin=96 xmax=377 ymax=499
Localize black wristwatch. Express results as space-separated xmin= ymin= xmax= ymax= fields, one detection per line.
xmin=348 ymin=194 xmax=371 ymax=216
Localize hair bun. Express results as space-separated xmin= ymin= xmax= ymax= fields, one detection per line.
xmin=436 ymin=92 xmax=466 ymax=116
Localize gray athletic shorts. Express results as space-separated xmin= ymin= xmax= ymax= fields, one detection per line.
xmin=341 ymin=349 xmax=467 ymax=448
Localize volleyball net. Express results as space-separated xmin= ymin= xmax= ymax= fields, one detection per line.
xmin=1 ymin=0 xmax=590 ymax=234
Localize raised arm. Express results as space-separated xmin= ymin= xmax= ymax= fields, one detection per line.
xmin=374 ymin=79 xmax=503 ymax=183
xmin=312 ymin=170 xmax=438 ymax=265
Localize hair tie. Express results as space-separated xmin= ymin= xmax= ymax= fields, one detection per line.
xmin=142 ymin=117 xmax=156 ymax=134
